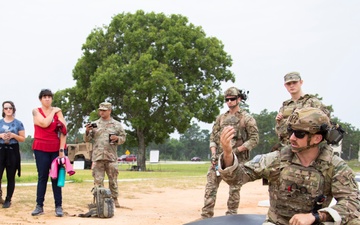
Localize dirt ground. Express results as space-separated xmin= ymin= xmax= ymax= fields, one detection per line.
xmin=0 ymin=178 xmax=269 ymax=225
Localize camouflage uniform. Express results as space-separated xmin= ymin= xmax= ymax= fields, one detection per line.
xmin=201 ymin=107 xmax=259 ymax=218
xmin=84 ymin=103 xmax=126 ymax=201
xmin=220 ymin=108 xmax=360 ymax=225
xmin=275 ymin=72 xmax=330 ymax=147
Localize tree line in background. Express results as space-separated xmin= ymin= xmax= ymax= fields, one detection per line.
xmin=19 ymin=109 xmax=360 ymax=162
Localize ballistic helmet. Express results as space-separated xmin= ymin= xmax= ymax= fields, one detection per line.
xmin=287 ymin=107 xmax=330 ymax=134
xmin=224 ymin=87 xmax=240 ymax=97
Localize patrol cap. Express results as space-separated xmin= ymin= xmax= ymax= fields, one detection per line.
xmin=98 ymin=102 xmax=112 ymax=111
xmin=224 ymin=87 xmax=239 ymax=97
xmin=284 ymin=72 xmax=301 ymax=84
xmin=288 ymin=107 xmax=330 ymax=134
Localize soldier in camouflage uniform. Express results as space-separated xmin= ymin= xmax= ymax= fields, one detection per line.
xmin=275 ymin=72 xmax=330 ymax=147
xmin=200 ymin=87 xmax=259 ymax=219
xmin=84 ymin=102 xmax=126 ymax=208
xmin=219 ymin=107 xmax=360 ymax=225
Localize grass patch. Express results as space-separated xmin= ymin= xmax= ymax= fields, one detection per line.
xmin=9 ymin=162 xmax=209 ymax=184
xmin=347 ymin=159 xmax=360 ymax=172
xmin=10 ymin=159 xmax=358 ymax=184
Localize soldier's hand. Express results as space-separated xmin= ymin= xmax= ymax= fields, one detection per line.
xmin=289 ymin=213 xmax=316 ymax=225
xmin=220 ymin=126 xmax=235 ymax=168
xmin=109 ymin=134 xmax=118 ymax=143
xmin=220 ymin=126 xmax=234 ymax=153
xmin=276 ymin=112 xmax=283 ymax=122
xmin=237 ymin=145 xmax=247 ymax=153
xmin=85 ymin=123 xmax=92 ymax=133
xmin=211 ymin=154 xmax=218 ymax=165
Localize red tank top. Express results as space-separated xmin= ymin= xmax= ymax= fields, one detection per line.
xmin=32 ymin=108 xmax=60 ymax=152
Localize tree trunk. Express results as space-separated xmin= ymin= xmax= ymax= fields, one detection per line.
xmin=137 ymin=129 xmax=146 ymax=171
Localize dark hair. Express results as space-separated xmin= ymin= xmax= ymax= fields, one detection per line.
xmin=38 ymin=89 xmax=53 ymax=99
xmin=2 ymin=101 xmax=16 ymax=118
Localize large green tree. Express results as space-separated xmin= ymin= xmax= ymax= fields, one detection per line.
xmin=179 ymin=122 xmax=210 ymax=160
xmin=147 ymin=122 xmax=210 ymax=161
xmin=19 ymin=135 xmax=34 ymax=160
xmin=54 ymin=10 xmax=234 ymax=170
xmin=251 ymin=110 xmax=278 ymax=156
xmin=147 ymin=138 xmax=185 ymax=161
xmin=330 ymin=117 xmax=360 ymax=160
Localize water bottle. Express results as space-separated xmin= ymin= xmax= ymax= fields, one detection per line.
xmin=57 ymin=165 xmax=66 ymax=187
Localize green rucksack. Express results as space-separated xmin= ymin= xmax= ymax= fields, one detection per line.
xmin=78 ymin=186 xmax=114 ymax=218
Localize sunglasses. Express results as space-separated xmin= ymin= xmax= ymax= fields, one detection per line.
xmin=287 ymin=128 xmax=308 ymax=139
xmin=3 ymin=107 xmax=13 ymax=110
xmin=225 ymin=97 xmax=237 ymax=102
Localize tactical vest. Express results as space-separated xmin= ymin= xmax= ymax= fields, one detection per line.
xmin=218 ymin=110 xmax=249 ymax=161
xmin=268 ymin=145 xmax=336 ymax=224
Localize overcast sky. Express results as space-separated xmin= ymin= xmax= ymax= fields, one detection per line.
xmin=1 ymin=1 xmax=359 ymax=138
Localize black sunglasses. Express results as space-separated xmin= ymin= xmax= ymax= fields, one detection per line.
xmin=3 ymin=107 xmax=13 ymax=110
xmin=225 ymin=97 xmax=237 ymax=102
xmin=287 ymin=128 xmax=308 ymax=139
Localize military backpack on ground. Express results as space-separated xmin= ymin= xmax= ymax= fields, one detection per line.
xmin=78 ymin=186 xmax=114 ymax=218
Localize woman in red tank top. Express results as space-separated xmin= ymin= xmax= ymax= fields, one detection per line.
xmin=31 ymin=89 xmax=67 ymax=217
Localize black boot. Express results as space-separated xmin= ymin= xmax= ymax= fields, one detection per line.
xmin=2 ymin=197 xmax=11 ymax=208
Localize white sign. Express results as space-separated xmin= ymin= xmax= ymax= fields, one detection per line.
xmin=73 ymin=161 xmax=85 ymax=170
xmin=149 ymin=150 xmax=160 ymax=163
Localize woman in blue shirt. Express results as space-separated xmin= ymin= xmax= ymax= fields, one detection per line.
xmin=0 ymin=101 xmax=25 ymax=208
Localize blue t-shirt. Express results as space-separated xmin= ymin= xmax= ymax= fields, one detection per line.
xmin=0 ymin=118 xmax=25 ymax=144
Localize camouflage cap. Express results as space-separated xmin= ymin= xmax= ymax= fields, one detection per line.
xmin=284 ymin=72 xmax=301 ymax=84
xmin=98 ymin=102 xmax=112 ymax=111
xmin=288 ymin=107 xmax=330 ymax=134
xmin=224 ymin=87 xmax=239 ymax=97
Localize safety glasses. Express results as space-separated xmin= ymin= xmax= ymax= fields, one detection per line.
xmin=287 ymin=128 xmax=309 ymax=139
xmin=225 ymin=97 xmax=237 ymax=102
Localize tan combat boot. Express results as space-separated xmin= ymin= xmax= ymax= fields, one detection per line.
xmin=113 ymin=198 xmax=120 ymax=208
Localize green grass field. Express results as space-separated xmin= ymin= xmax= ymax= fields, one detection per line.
xmin=9 ymin=159 xmax=360 ymax=184
xmin=14 ymin=162 xmax=210 ymax=184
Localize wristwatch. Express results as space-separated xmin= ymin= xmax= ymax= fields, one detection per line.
xmin=59 ymin=149 xmax=64 ymax=153
xmin=312 ymin=211 xmax=320 ymax=224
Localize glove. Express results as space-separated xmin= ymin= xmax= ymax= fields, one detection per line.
xmin=211 ymin=154 xmax=218 ymax=164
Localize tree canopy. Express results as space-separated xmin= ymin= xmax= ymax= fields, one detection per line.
xmin=53 ymin=10 xmax=234 ymax=170
xmin=250 ymin=109 xmax=278 ymax=155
